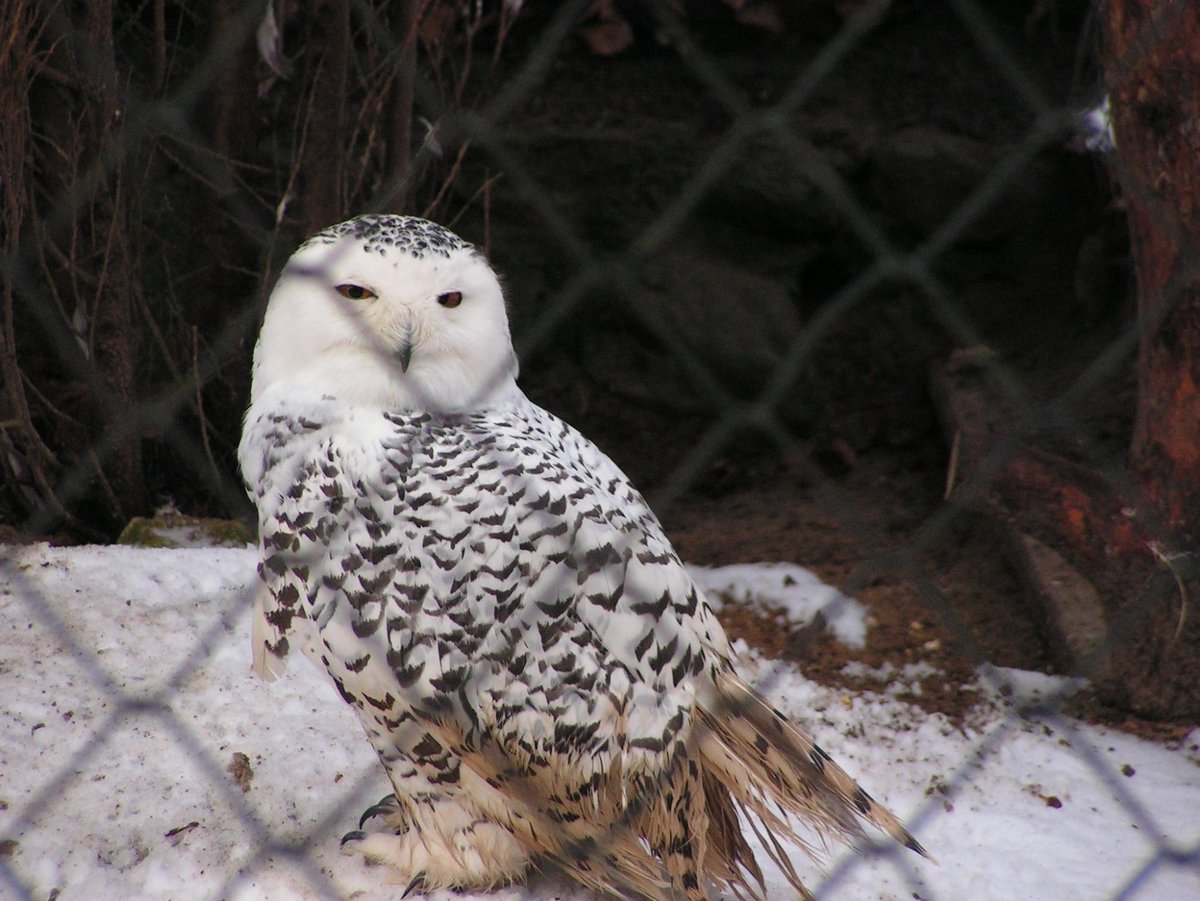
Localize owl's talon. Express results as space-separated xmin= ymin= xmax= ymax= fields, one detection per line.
xmin=337 ymin=818 xmax=529 ymax=888
xmin=359 ymin=793 xmax=400 ymax=828
xmin=401 ymin=870 xmax=427 ymax=898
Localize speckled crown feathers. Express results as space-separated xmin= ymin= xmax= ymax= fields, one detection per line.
xmin=299 ymin=214 xmax=473 ymax=259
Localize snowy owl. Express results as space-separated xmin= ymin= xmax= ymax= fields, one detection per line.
xmin=238 ymin=214 xmax=928 ymax=899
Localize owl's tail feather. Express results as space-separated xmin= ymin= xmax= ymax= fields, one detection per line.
xmin=251 ymin=587 xmax=287 ymax=681
xmin=696 ymin=670 xmax=931 ymax=898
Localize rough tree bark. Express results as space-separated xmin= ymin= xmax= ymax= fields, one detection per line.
xmin=196 ymin=0 xmax=263 ymax=330
xmin=1102 ymin=0 xmax=1200 ymax=718
xmin=300 ymin=0 xmax=352 ymax=235
xmin=1107 ymin=1 xmax=1200 ymax=542
xmin=78 ymin=0 xmax=147 ymax=520
xmin=383 ymin=0 xmax=421 ymax=213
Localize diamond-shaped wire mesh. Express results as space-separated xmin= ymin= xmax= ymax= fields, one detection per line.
xmin=3 ymin=1 xmax=1199 ymax=898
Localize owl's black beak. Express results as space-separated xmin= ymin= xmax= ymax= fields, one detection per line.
xmin=396 ymin=340 xmax=413 ymax=373
xmin=396 ymin=320 xmax=415 ymax=372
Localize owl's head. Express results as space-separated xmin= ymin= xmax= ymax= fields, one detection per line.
xmin=250 ymin=215 xmax=519 ymax=412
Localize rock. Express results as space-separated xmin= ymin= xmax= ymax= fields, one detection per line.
xmin=639 ymin=246 xmax=802 ymax=393
xmin=1008 ymin=531 xmax=1110 ymax=678
xmin=704 ymin=134 xmax=844 ymax=240
xmin=117 ymin=514 xmax=254 ymax=548
xmin=870 ymin=126 xmax=1029 ymax=244
xmin=579 ymin=244 xmax=806 ymax=418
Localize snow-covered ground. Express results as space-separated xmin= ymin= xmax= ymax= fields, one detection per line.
xmin=2 ymin=544 xmax=1198 ymax=900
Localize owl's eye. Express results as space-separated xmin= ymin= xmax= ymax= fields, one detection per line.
xmin=336 ymin=284 xmax=376 ymax=300
xmin=437 ymin=291 xmax=463 ymax=308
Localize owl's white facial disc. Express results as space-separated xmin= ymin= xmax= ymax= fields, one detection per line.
xmin=250 ymin=215 xmax=520 ymax=412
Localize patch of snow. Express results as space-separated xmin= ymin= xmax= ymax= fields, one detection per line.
xmin=689 ymin=562 xmax=868 ymax=648
xmin=840 ymin=660 xmax=940 ymax=698
xmin=1 ymin=545 xmax=1198 ymax=900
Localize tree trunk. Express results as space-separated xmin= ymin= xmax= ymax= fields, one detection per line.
xmin=383 ymin=0 xmax=421 ymax=213
xmin=195 ymin=0 xmax=268 ymax=330
xmin=1102 ymin=0 xmax=1200 ymax=718
xmin=300 ymin=0 xmax=351 ymax=234
xmin=72 ymin=0 xmax=147 ymax=521
xmin=1106 ymin=1 xmax=1200 ymax=542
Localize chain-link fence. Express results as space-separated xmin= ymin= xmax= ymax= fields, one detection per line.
xmin=3 ymin=0 xmax=1199 ymax=898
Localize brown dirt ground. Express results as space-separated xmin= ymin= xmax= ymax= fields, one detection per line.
xmin=657 ymin=453 xmax=1194 ymax=744
xmin=662 ymin=454 xmax=1038 ymax=722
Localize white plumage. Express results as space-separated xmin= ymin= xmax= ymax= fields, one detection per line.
xmin=239 ymin=214 xmax=928 ymax=898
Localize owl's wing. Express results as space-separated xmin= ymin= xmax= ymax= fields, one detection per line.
xmin=241 ymin=399 xmax=372 ymax=681
xmin=496 ymin=402 xmax=733 ymax=685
